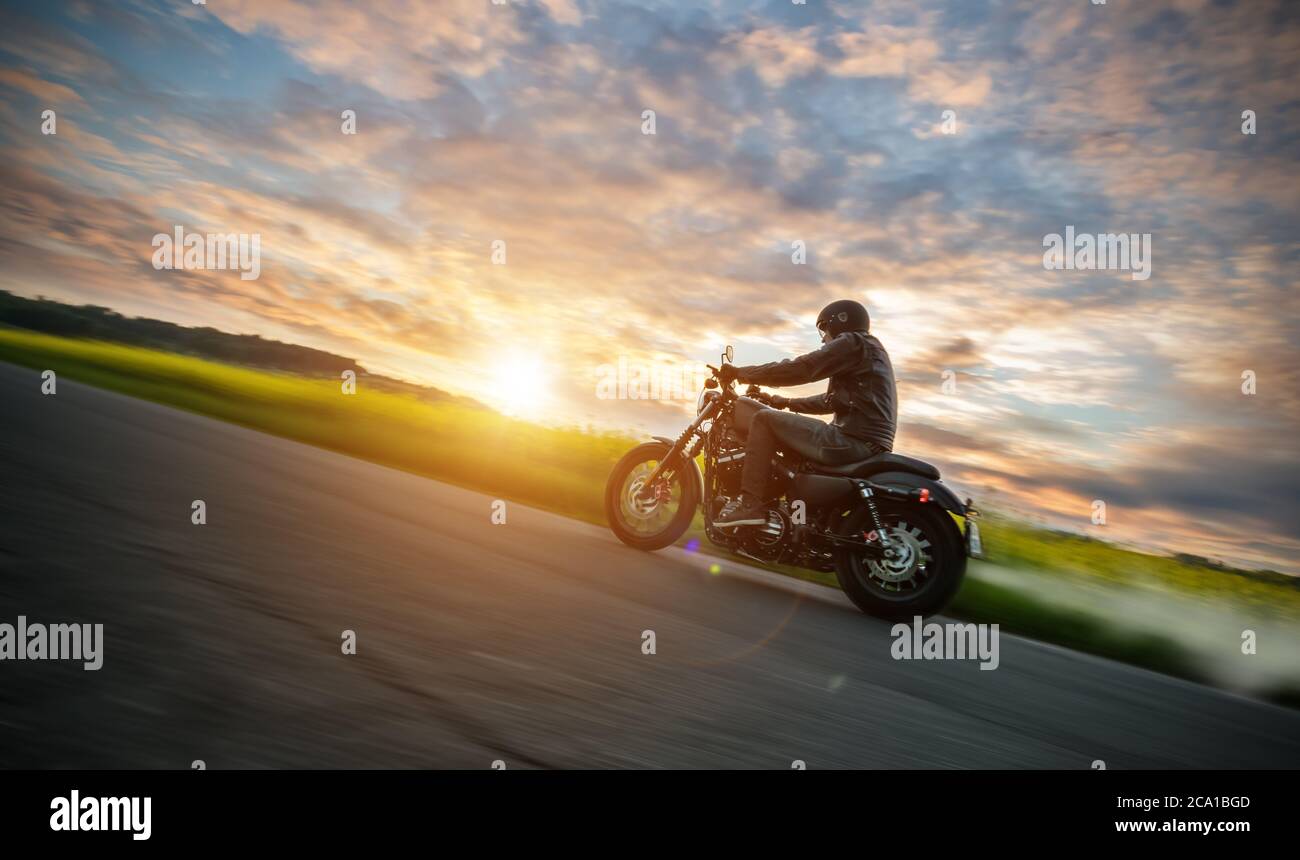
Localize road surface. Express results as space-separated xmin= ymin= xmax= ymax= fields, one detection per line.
xmin=2 ymin=362 xmax=1298 ymax=768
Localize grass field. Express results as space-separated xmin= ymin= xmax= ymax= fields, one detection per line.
xmin=0 ymin=328 xmax=630 ymax=524
xmin=3 ymin=327 xmax=1296 ymax=705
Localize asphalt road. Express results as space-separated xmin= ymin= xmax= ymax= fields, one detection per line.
xmin=2 ymin=362 xmax=1298 ymax=768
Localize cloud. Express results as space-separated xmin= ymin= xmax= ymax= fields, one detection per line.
xmin=0 ymin=67 xmax=85 ymax=106
xmin=206 ymin=0 xmax=527 ymax=100
xmin=0 ymin=0 xmax=1297 ymax=570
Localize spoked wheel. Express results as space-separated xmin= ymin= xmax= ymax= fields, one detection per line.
xmin=833 ymin=501 xmax=966 ymax=619
xmin=604 ymin=442 xmax=699 ymax=551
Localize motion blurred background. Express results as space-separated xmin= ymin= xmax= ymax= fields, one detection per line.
xmin=1 ymin=0 xmax=1298 ymax=708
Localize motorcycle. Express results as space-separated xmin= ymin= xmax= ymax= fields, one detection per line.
xmin=604 ymin=346 xmax=979 ymax=619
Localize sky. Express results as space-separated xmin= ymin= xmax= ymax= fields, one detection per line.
xmin=1 ymin=0 xmax=1297 ymax=571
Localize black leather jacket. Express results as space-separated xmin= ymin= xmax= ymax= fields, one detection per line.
xmin=734 ymin=331 xmax=897 ymax=451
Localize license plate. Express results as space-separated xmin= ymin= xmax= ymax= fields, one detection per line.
xmin=967 ymin=519 xmax=984 ymax=558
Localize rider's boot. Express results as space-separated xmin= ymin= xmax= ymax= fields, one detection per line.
xmin=714 ymin=493 xmax=767 ymax=528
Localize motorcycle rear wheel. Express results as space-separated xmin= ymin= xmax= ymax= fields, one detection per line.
xmin=604 ymin=442 xmax=700 ymax=551
xmin=832 ymin=501 xmax=966 ymax=620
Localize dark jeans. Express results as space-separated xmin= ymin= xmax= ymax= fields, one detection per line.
xmin=740 ymin=409 xmax=884 ymax=500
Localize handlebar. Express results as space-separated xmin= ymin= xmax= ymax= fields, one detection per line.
xmin=705 ymin=364 xmax=735 ymax=390
xmin=705 ymin=362 xmax=774 ymax=404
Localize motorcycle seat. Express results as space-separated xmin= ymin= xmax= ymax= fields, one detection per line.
xmin=809 ymin=452 xmax=940 ymax=480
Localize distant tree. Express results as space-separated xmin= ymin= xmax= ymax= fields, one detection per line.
xmin=0 ymin=290 xmax=482 ymax=408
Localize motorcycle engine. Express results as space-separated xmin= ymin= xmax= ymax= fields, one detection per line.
xmin=748 ymin=506 xmax=789 ymax=550
xmin=712 ymin=428 xmax=746 ymax=496
xmin=739 ymin=505 xmax=793 ymax=562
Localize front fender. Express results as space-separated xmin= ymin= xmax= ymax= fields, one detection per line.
xmin=652 ymin=435 xmax=705 ymax=504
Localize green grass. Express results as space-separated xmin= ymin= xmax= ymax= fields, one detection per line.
xmin=3 ymin=328 xmax=1297 ymax=706
xmin=951 ymin=572 xmax=1207 ymax=682
xmin=977 ymin=513 xmax=1300 ymax=617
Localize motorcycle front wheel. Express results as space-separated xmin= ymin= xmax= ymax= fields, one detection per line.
xmin=604 ymin=442 xmax=699 ymax=551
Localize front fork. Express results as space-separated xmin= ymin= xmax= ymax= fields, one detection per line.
xmin=637 ymin=401 xmax=716 ymax=499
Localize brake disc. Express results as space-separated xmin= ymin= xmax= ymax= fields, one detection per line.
xmin=625 ymin=467 xmax=670 ymax=520
xmin=867 ymin=522 xmax=930 ymax=584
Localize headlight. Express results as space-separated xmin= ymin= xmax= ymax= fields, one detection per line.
xmin=696 ymin=388 xmax=719 ymax=415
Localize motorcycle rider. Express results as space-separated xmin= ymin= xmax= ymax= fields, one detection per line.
xmin=713 ymin=299 xmax=897 ymax=528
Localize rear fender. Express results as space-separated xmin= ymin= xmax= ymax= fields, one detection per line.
xmin=869 ymin=471 xmax=966 ymax=518
xmin=868 ymin=471 xmax=984 ymax=558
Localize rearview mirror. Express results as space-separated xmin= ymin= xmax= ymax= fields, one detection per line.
xmin=724 ymin=345 xmax=734 ymax=363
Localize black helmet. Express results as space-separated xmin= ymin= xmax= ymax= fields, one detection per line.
xmin=816 ymin=299 xmax=869 ymax=340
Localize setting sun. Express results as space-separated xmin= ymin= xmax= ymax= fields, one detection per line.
xmin=490 ymin=353 xmax=548 ymax=417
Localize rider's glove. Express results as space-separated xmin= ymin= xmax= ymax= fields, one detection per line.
xmin=768 ymin=394 xmax=790 ymax=410
xmin=717 ymin=364 xmax=739 ymax=386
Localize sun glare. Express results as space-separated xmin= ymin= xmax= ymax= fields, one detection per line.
xmin=491 ymin=353 xmax=548 ymax=417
